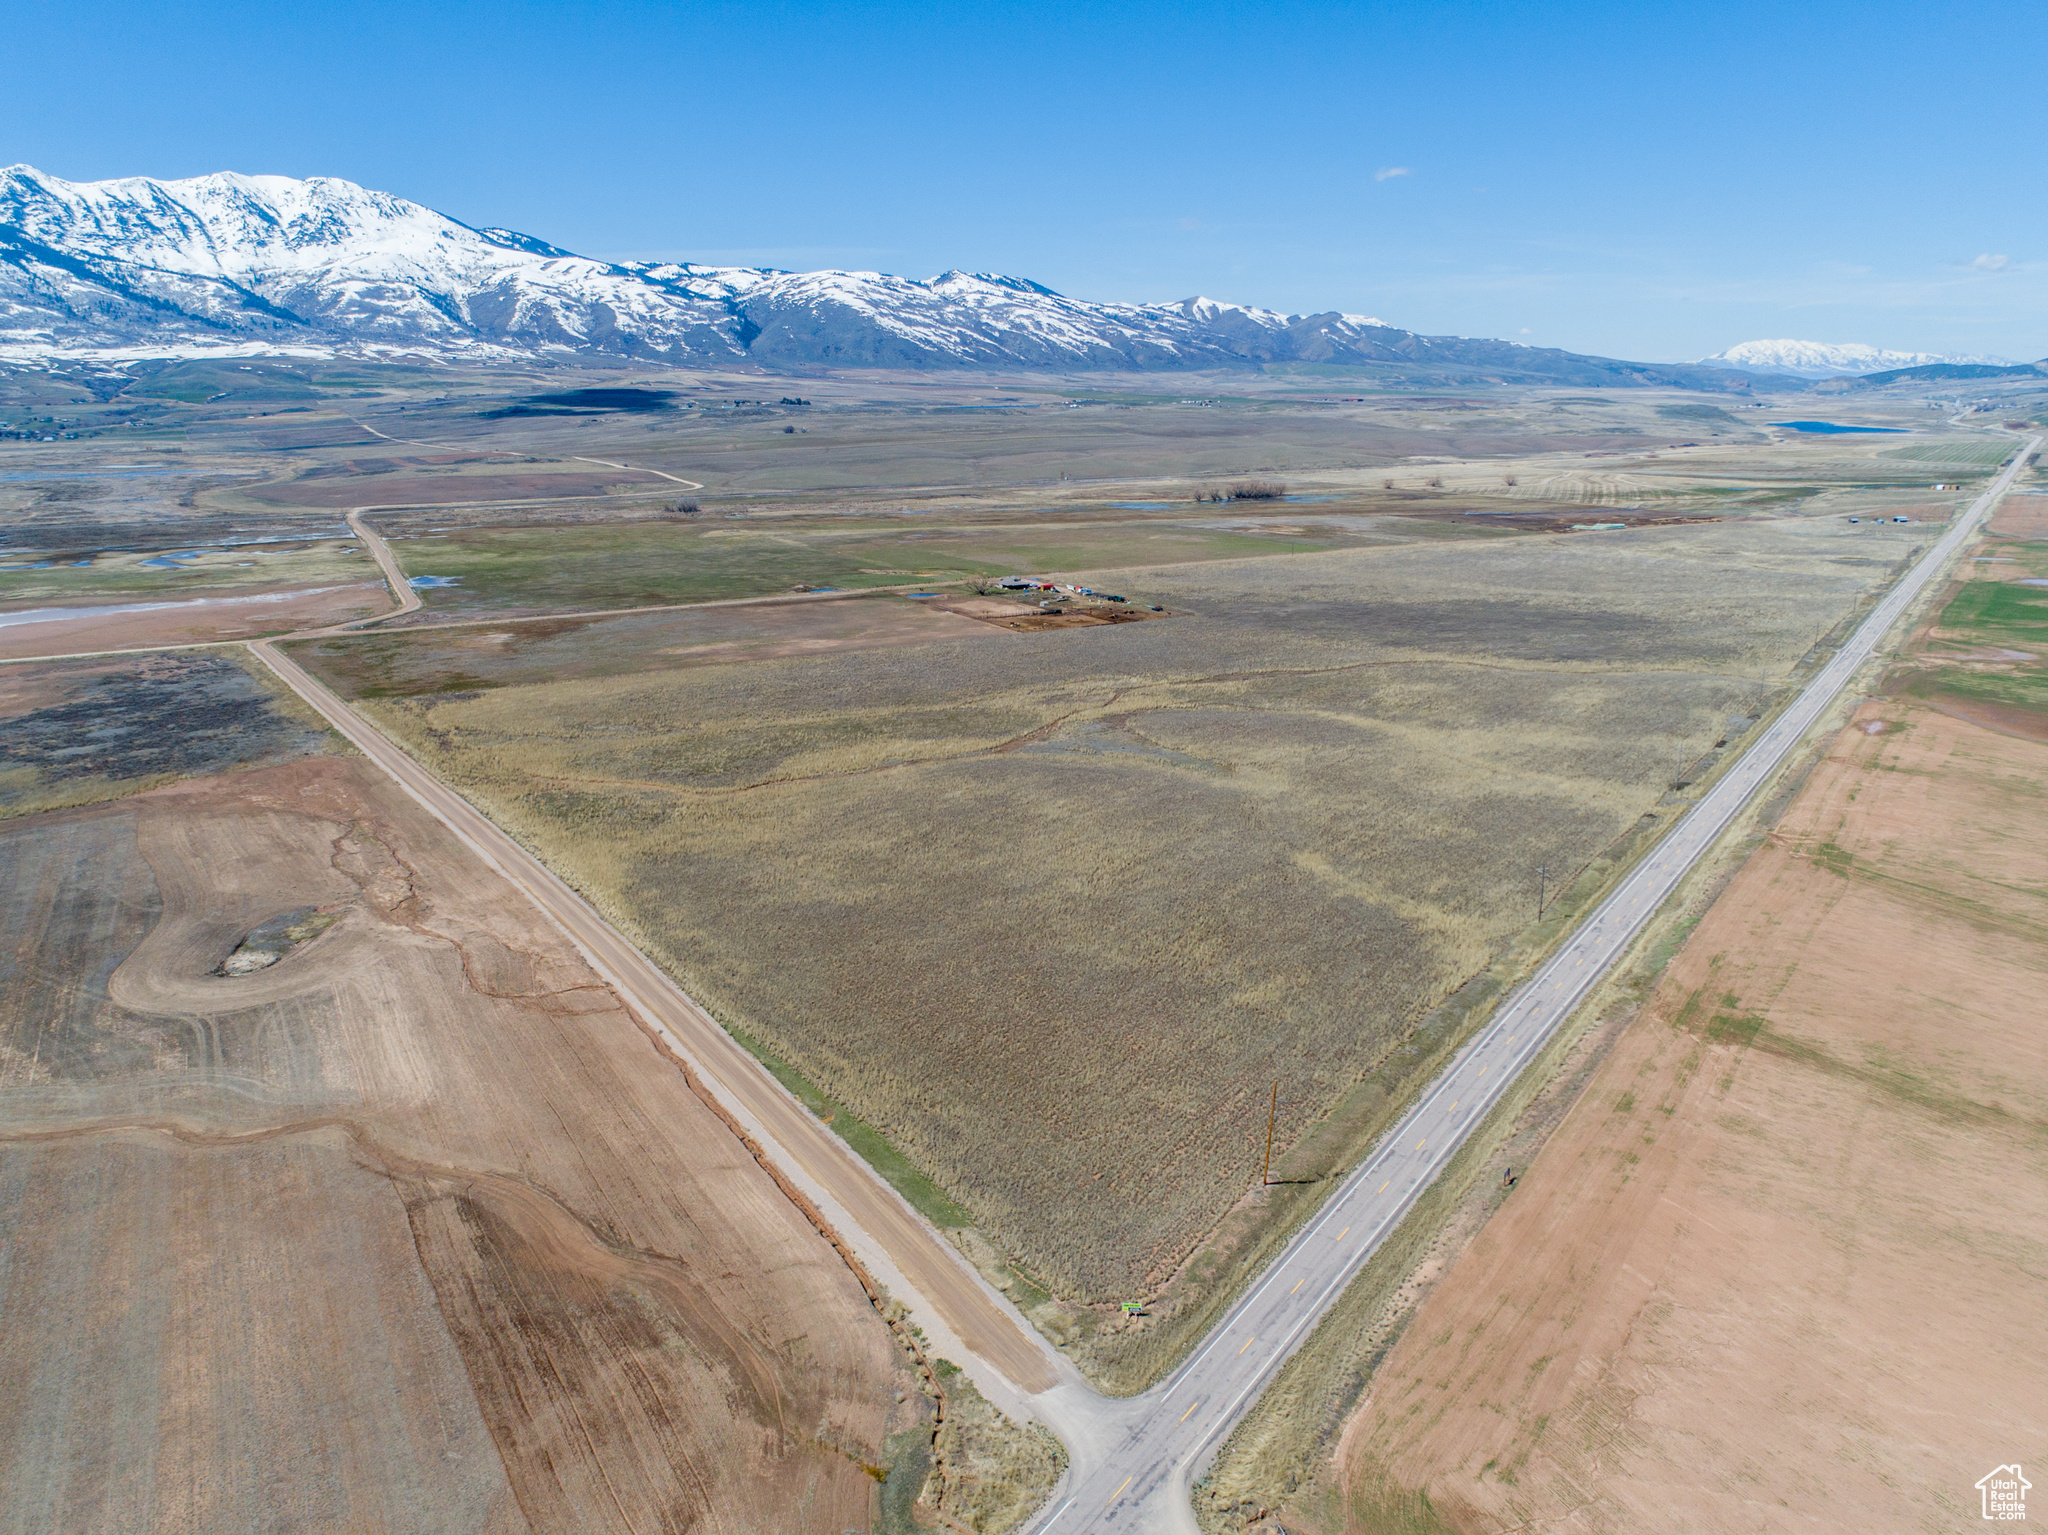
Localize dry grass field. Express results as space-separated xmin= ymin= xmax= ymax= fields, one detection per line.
xmin=0 ymin=535 xmax=380 ymax=607
xmin=302 ymin=509 xmax=1907 ymax=1387
xmin=0 ymin=523 xmax=388 ymax=654
xmin=0 ymin=752 xmax=931 ymax=1534
xmin=243 ymin=466 xmax=667 ymax=508
xmin=370 ymin=515 xmax=1395 ymax=617
xmin=1302 ymin=695 xmax=2047 ymax=1534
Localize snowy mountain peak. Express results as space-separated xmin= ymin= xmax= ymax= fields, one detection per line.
xmin=0 ymin=165 xmax=1746 ymax=387
xmin=1700 ymin=338 xmax=2011 ymax=377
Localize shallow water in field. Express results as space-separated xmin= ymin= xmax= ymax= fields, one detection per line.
xmin=1770 ymin=420 xmax=1907 ymax=434
xmin=0 ymin=587 xmax=349 ymax=628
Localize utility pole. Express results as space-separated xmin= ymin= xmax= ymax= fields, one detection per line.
xmin=1261 ymin=1079 xmax=1278 ymax=1186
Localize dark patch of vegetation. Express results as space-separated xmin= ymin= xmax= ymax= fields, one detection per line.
xmin=1196 ymin=480 xmax=1288 ymax=502
xmin=216 ymin=906 xmax=341 ymax=975
xmin=484 ymin=386 xmax=678 ymax=418
xmin=877 ymin=1423 xmax=934 ymax=1535
xmin=1812 ymin=840 xmax=1856 ymax=876
xmin=1705 ymin=1009 xmax=1764 ymax=1047
xmin=0 ymin=654 xmax=328 ymax=807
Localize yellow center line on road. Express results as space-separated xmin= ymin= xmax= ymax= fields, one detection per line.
xmin=1180 ymin=1401 xmax=1200 ymax=1423
xmin=1478 ymin=1066 xmax=1487 ymax=1076
xmin=1238 ymin=1336 xmax=1256 ymax=1355
xmin=1290 ymin=1278 xmax=1305 ymax=1295
xmin=1416 ymin=1139 xmax=1427 ymax=1150
xmin=1378 ymin=1181 xmax=1389 ymax=1193
xmin=1106 ymin=1476 xmax=1132 ymax=1507
xmin=1447 ymin=1102 xmax=1458 ymax=1112
xmin=1338 ymin=1226 xmax=1350 ymax=1240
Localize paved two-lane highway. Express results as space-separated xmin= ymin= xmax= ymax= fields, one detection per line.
xmin=1032 ymin=436 xmax=2040 ymax=1532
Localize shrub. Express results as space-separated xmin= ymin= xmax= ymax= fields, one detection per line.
xmin=1194 ymin=481 xmax=1287 ymax=503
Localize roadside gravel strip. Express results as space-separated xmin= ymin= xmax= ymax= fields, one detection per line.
xmin=1026 ymin=434 xmax=2042 ymax=1533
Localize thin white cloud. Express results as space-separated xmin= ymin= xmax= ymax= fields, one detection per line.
xmin=1971 ymin=253 xmax=2010 ymax=271
xmin=1373 ymin=166 xmax=1411 ymax=182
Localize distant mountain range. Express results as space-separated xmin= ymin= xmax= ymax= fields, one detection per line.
xmin=1699 ymin=339 xmax=2013 ymax=378
xmin=2 ymin=165 xmax=1749 ymax=388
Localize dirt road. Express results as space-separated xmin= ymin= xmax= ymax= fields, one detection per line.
xmin=345 ymin=507 xmax=421 ymax=620
xmin=245 ymin=634 xmax=1065 ymax=1400
xmin=346 ymin=414 xmax=707 ymax=491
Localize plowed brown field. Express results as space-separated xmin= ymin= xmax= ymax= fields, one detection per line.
xmin=1988 ymin=490 xmax=2048 ymax=539
xmin=1317 ymin=701 xmax=2048 ymax=1533
xmin=0 ymin=755 xmax=914 ymax=1535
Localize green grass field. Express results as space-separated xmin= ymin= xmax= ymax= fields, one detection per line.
xmin=1939 ymin=575 xmax=2048 ymax=636
xmin=1916 ymin=555 xmax=2048 ymax=714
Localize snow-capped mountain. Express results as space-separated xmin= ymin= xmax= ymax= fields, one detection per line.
xmin=0 ymin=165 xmax=1741 ymax=386
xmin=0 ymin=166 xmax=745 ymax=361
xmin=1699 ymin=339 xmax=2011 ymax=378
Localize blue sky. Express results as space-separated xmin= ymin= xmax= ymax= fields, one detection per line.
xmin=9 ymin=0 xmax=2043 ymax=362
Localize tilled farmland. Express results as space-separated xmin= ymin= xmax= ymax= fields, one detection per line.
xmin=0 ymin=756 xmax=926 ymax=1534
